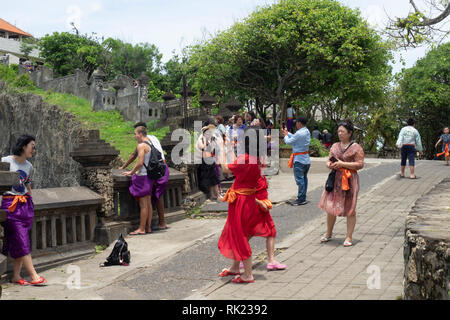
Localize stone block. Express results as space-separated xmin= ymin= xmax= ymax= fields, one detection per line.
xmin=403 ymin=178 xmax=450 ymax=300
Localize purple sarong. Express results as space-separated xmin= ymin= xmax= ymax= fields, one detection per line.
xmin=1 ymin=194 xmax=34 ymax=259
xmin=287 ymin=118 xmax=294 ymax=132
xmin=129 ymin=175 xmax=154 ymax=199
xmin=151 ymin=164 xmax=169 ymax=205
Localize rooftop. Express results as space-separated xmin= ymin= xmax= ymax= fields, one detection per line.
xmin=0 ymin=18 xmax=32 ymax=37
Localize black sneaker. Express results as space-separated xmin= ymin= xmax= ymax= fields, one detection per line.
xmin=290 ymin=200 xmax=309 ymax=206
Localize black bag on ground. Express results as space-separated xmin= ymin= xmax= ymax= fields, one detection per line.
xmin=143 ymin=141 xmax=166 ymax=180
xmin=100 ymin=233 xmax=130 ymax=267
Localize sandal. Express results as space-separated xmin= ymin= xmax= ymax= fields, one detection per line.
xmin=11 ymin=278 xmax=30 ymax=286
xmin=30 ymin=277 xmax=47 ymax=286
xmin=231 ymin=276 xmax=254 ymax=284
xmin=320 ymin=234 xmax=332 ymax=243
xmin=218 ymin=269 xmax=240 ymax=277
xmin=343 ymin=240 xmax=353 ymax=247
xmin=266 ymin=262 xmax=286 ymax=271
xmin=129 ymin=231 xmax=146 ymax=236
xmin=239 ymin=261 xmax=244 ymax=269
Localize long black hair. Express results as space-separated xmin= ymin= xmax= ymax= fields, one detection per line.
xmin=12 ymin=134 xmax=35 ymax=156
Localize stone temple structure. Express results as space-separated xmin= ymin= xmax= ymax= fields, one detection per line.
xmin=19 ymin=65 xmax=239 ymax=129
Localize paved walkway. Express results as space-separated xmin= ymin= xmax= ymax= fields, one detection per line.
xmin=194 ymin=161 xmax=449 ymax=300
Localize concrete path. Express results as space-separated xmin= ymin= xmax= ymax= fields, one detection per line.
xmin=193 ymin=161 xmax=449 ymax=300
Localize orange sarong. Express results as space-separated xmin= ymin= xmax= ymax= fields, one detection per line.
xmin=337 ymin=168 xmax=356 ymax=191
xmin=436 ymin=143 xmax=449 ymax=158
xmin=222 ymin=184 xmax=256 ymax=204
xmin=287 ymin=151 xmax=309 ymax=168
xmin=3 ymin=195 xmax=28 ymax=213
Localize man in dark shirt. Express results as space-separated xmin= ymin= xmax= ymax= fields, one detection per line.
xmin=312 ymin=126 xmax=322 ymax=141
xmin=322 ymin=129 xmax=332 ymax=149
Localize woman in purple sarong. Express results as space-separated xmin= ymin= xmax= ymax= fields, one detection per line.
xmin=122 ymin=126 xmax=155 ymax=235
xmin=1 ymin=135 xmax=47 ymax=285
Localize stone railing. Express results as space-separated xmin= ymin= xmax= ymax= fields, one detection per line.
xmin=403 ymin=177 xmax=450 ymax=300
xmin=0 ymin=186 xmax=103 ymax=279
xmin=112 ymin=168 xmax=186 ymax=223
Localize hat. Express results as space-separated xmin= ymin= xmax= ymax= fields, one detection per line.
xmin=201 ymin=124 xmax=216 ymax=133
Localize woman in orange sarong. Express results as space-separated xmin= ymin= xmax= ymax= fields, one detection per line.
xmin=217 ymin=126 xmax=284 ymax=284
xmin=318 ymin=120 xmax=364 ymax=247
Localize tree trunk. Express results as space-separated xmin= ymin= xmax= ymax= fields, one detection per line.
xmin=280 ymin=98 xmax=287 ymax=129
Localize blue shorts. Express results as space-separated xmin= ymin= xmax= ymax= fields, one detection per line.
xmin=401 ymin=145 xmax=416 ymax=166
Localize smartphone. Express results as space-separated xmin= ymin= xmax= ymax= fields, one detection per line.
xmin=329 ymin=156 xmax=338 ymax=163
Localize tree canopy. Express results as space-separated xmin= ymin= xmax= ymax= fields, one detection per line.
xmin=385 ymin=0 xmax=450 ymax=48
xmin=188 ymin=0 xmax=393 ymax=126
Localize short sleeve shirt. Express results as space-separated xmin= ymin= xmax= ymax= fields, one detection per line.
xmin=1 ymin=155 xmax=33 ymax=195
xmin=441 ymin=134 xmax=450 ymax=144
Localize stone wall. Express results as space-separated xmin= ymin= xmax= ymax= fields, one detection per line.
xmin=403 ymin=178 xmax=450 ymax=300
xmin=22 ymin=65 xmax=164 ymax=124
xmin=0 ymin=80 xmax=89 ymax=188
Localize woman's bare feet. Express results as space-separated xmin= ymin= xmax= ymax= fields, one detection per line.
xmin=129 ymin=229 xmax=146 ymax=235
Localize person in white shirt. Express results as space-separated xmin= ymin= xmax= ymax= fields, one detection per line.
xmin=120 ymin=122 xmax=169 ymax=231
xmin=396 ymin=118 xmax=423 ymax=179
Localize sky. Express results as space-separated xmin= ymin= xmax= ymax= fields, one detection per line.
xmin=2 ymin=0 xmax=445 ymax=74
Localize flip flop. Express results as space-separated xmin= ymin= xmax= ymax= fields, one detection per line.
xmin=11 ymin=278 xmax=30 ymax=286
xmin=218 ymin=269 xmax=241 ymax=277
xmin=231 ymin=276 xmax=254 ymax=284
xmin=266 ymin=262 xmax=286 ymax=271
xmin=343 ymin=240 xmax=353 ymax=247
xmin=128 ymin=231 xmax=146 ymax=236
xmin=30 ymin=277 xmax=47 ymax=286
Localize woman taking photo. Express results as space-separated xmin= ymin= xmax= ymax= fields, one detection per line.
xmin=1 ymin=135 xmax=47 ymax=285
xmin=318 ymin=120 xmax=364 ymax=247
xmin=195 ymin=124 xmax=220 ymax=200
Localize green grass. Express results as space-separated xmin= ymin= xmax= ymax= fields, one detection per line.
xmin=0 ymin=65 xmax=170 ymax=161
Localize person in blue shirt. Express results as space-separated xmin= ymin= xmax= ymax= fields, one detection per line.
xmin=435 ymin=126 xmax=450 ymax=166
xmin=283 ymin=116 xmax=311 ymax=205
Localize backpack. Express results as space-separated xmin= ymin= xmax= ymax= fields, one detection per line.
xmin=100 ymin=233 xmax=131 ymax=267
xmin=143 ymin=140 xmax=166 ymax=180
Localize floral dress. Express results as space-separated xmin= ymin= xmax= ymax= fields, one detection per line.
xmin=318 ymin=142 xmax=364 ymax=217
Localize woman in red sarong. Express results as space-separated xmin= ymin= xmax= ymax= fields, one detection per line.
xmin=217 ymin=126 xmax=284 ymax=284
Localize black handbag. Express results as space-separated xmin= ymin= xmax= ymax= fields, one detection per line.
xmin=325 ymin=170 xmax=336 ymax=192
xmin=324 ymin=142 xmax=354 ymax=192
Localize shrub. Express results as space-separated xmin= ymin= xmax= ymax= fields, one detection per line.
xmin=310 ymin=138 xmax=329 ymax=157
